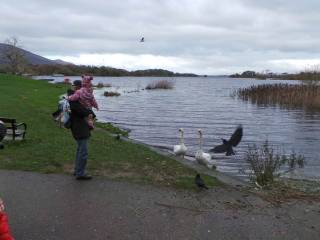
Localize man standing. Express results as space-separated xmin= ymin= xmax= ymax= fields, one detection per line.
xmin=69 ymin=80 xmax=92 ymax=180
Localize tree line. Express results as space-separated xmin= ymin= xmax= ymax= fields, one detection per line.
xmin=230 ymin=69 xmax=320 ymax=83
xmin=26 ymin=64 xmax=198 ymax=77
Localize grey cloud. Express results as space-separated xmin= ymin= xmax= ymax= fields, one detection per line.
xmin=1 ymin=0 xmax=320 ymax=74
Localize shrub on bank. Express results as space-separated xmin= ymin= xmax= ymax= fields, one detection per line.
xmin=245 ymin=140 xmax=305 ymax=186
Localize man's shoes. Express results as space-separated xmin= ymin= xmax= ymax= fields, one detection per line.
xmin=76 ymin=175 xmax=92 ymax=180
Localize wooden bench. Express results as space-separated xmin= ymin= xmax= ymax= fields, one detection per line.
xmin=0 ymin=117 xmax=27 ymax=140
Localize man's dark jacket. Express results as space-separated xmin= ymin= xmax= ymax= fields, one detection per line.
xmin=69 ymin=101 xmax=91 ymax=140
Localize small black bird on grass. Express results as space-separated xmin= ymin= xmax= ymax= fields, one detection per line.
xmin=115 ymin=134 xmax=121 ymax=141
xmin=209 ymin=125 xmax=243 ymax=156
xmin=195 ymin=174 xmax=209 ymax=190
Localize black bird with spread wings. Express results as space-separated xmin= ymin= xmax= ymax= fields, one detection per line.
xmin=209 ymin=125 xmax=243 ymax=156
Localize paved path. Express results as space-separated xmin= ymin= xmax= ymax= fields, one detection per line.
xmin=0 ymin=170 xmax=319 ymax=240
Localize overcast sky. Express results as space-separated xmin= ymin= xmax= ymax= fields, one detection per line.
xmin=1 ymin=0 xmax=320 ymax=75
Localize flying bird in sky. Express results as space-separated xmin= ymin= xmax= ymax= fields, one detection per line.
xmin=209 ymin=125 xmax=243 ymax=156
xmin=140 ymin=37 xmax=144 ymax=42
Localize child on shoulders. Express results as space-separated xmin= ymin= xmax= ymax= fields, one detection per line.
xmin=68 ymin=75 xmax=99 ymax=129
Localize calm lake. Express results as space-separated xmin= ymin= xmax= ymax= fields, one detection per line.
xmin=39 ymin=76 xmax=320 ymax=180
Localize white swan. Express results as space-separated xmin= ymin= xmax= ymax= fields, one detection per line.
xmin=173 ymin=128 xmax=188 ymax=157
xmin=195 ymin=129 xmax=211 ymax=166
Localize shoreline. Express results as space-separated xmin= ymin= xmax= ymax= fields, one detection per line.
xmin=98 ymin=123 xmax=253 ymax=189
xmin=96 ymin=119 xmax=247 ymax=187
xmin=98 ymin=120 xmax=320 ymax=190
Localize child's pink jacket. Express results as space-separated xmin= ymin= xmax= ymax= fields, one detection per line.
xmin=68 ymin=88 xmax=98 ymax=109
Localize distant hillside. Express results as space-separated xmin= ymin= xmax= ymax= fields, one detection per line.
xmin=29 ymin=64 xmax=198 ymax=77
xmin=0 ymin=43 xmax=59 ymax=65
xmin=52 ymin=59 xmax=74 ymax=65
xmin=0 ymin=43 xmax=198 ymax=77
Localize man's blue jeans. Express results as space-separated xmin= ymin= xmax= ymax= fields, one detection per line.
xmin=75 ymin=138 xmax=88 ymax=177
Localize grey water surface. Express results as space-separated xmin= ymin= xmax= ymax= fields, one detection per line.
xmin=39 ymin=76 xmax=320 ymax=180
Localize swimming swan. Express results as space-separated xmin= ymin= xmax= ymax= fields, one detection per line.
xmin=173 ymin=128 xmax=188 ymax=157
xmin=195 ymin=129 xmax=211 ymax=166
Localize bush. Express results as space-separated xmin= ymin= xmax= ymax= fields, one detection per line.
xmin=96 ymin=82 xmax=104 ymax=88
xmin=245 ymin=140 xmax=305 ymax=186
xmin=95 ymin=82 xmax=112 ymax=88
xmin=145 ymin=80 xmax=174 ymax=90
xmin=103 ymin=91 xmax=120 ymax=97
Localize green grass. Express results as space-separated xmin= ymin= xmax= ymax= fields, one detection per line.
xmin=0 ymin=74 xmax=220 ymax=189
xmin=95 ymin=122 xmax=129 ymax=137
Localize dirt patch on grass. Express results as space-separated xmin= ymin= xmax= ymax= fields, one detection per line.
xmin=63 ymin=163 xmax=74 ymax=174
xmin=91 ymin=168 xmax=141 ymax=179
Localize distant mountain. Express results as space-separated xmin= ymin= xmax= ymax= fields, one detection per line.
xmin=52 ymin=59 xmax=74 ymax=65
xmin=0 ymin=43 xmax=59 ymax=65
xmin=0 ymin=43 xmax=198 ymax=76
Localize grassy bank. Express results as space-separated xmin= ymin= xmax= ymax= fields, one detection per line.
xmin=0 ymin=74 xmax=219 ymax=189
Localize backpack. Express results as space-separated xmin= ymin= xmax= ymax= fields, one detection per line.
xmin=62 ymin=100 xmax=71 ymax=129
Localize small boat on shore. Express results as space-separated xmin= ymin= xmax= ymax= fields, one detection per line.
xmin=52 ymin=74 xmax=64 ymax=77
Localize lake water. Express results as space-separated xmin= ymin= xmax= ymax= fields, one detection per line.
xmin=38 ymin=76 xmax=320 ymax=181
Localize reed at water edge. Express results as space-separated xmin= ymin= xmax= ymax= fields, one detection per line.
xmin=234 ymin=83 xmax=320 ymax=110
